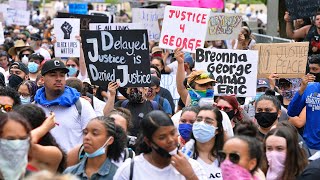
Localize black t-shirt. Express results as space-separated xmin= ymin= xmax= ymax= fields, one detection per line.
xmin=305 ymin=25 xmax=320 ymax=55
xmin=297 ymin=158 xmax=320 ymax=180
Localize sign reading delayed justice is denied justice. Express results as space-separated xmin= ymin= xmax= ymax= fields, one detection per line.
xmin=81 ymin=30 xmax=150 ymax=87
xmin=195 ymin=48 xmax=259 ymax=97
xmin=253 ymin=42 xmax=309 ymax=78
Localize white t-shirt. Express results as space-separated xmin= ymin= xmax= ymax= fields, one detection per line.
xmin=93 ymin=96 xmax=106 ymax=116
xmin=35 ymin=47 xmax=51 ymax=60
xmin=167 ymin=61 xmax=178 ymax=74
xmin=197 ymin=158 xmax=222 ymax=179
xmin=114 ymin=154 xmax=207 ymax=180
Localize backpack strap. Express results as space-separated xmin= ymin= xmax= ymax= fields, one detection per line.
xmin=150 ymin=100 xmax=159 ymax=110
xmin=121 ymin=99 xmax=130 ymax=108
xmin=159 ymin=97 xmax=164 ymax=108
xmin=75 ymin=98 xmax=82 ymax=116
xmin=129 ymin=158 xmax=134 ymax=180
xmin=78 ymin=144 xmax=85 ymax=161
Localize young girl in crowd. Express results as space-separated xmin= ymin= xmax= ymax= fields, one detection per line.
xmin=114 ymin=110 xmax=206 ymax=180
xmin=64 ymin=116 xmax=127 ymax=179
xmin=17 ymin=80 xmax=38 ymax=104
xmin=65 ymin=57 xmax=87 ymax=81
xmin=178 ymin=106 xmax=199 ymax=146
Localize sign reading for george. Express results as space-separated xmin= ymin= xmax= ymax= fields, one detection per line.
xmin=195 ymin=48 xmax=259 ymax=97
xmin=81 ymin=30 xmax=150 ymax=87
xmin=253 ymin=42 xmax=309 ymax=78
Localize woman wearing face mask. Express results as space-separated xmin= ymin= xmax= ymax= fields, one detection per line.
xmin=190 ymin=106 xmax=224 ymax=179
xmin=178 ymin=106 xmax=199 ymax=146
xmin=218 ymin=135 xmax=262 ymax=180
xmin=18 ymin=47 xmax=34 ymax=65
xmin=18 ymin=80 xmax=38 ymax=104
xmin=64 ymin=116 xmax=127 ymax=179
xmin=114 ymin=110 xmax=206 ymax=180
xmin=255 ymin=95 xmax=282 ymax=140
xmin=232 ymin=26 xmax=256 ymax=50
xmin=264 ymin=127 xmax=308 ymax=180
xmin=0 ymin=112 xmax=31 ymax=180
xmin=27 ymin=53 xmax=44 ymax=81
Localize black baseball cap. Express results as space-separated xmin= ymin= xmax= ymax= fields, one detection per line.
xmin=9 ymin=62 xmax=29 ymax=74
xmin=30 ymin=33 xmax=42 ymax=41
xmin=41 ymin=60 xmax=69 ymax=76
xmin=150 ymin=75 xmax=160 ymax=87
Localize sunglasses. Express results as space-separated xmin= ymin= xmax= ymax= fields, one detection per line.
xmin=217 ymin=151 xmax=240 ymax=164
xmin=216 ymin=106 xmax=233 ymax=112
xmin=0 ymin=104 xmax=13 ymax=112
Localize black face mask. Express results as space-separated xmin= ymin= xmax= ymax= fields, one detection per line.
xmin=151 ymin=143 xmax=171 ymax=158
xmin=226 ymin=110 xmax=235 ymax=120
xmin=310 ymin=72 xmax=320 ymax=82
xmin=255 ymin=112 xmax=278 ymax=128
xmin=128 ymin=89 xmax=143 ymax=103
xmin=8 ymin=74 xmax=23 ymax=90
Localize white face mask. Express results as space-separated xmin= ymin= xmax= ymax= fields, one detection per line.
xmin=21 ymin=55 xmax=29 ymax=65
xmin=0 ymin=138 xmax=30 ymax=180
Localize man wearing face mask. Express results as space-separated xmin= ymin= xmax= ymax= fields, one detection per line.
xmin=288 ymin=54 xmax=320 ymax=152
xmin=18 ymin=47 xmax=34 ymax=65
xmin=29 ymin=33 xmax=51 ymax=60
xmin=27 ymin=53 xmax=45 ymax=81
xmin=8 ymin=62 xmax=29 ymax=90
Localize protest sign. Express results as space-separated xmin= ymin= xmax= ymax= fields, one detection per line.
xmin=0 ymin=22 xmax=4 ymax=44
xmin=88 ymin=10 xmax=113 ymax=23
xmin=285 ymin=0 xmax=320 ymax=20
xmin=206 ymin=13 xmax=242 ymax=41
xmin=6 ymin=9 xmax=30 ymax=26
xmin=159 ymin=6 xmax=211 ymax=53
xmin=132 ymin=8 xmax=164 ymax=41
xmin=57 ymin=12 xmax=111 ymax=30
xmin=171 ymin=0 xmax=224 ymax=9
xmin=253 ymin=42 xmax=308 ymax=78
xmin=54 ymin=18 xmax=80 ymax=57
xmin=9 ymin=0 xmax=27 ymax=11
xmin=0 ymin=13 xmax=4 ymax=25
xmin=81 ymin=30 xmax=150 ymax=87
xmin=89 ymin=23 xmax=144 ymax=31
xmin=68 ymin=3 xmax=88 ymax=15
xmin=160 ymin=74 xmax=180 ymax=100
xmin=195 ymin=48 xmax=259 ymax=97
xmin=0 ymin=4 xmax=8 ymax=20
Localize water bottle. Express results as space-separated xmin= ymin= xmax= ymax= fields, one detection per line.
xmin=181 ymin=139 xmax=195 ymax=158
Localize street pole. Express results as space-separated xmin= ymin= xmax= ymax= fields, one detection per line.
xmin=266 ymin=0 xmax=278 ymax=36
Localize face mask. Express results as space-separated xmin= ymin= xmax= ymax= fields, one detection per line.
xmin=28 ymin=62 xmax=39 ymax=73
xmin=21 ymin=55 xmax=29 ymax=65
xmin=266 ymin=151 xmax=286 ymax=180
xmin=178 ymin=123 xmax=192 ymax=141
xmin=20 ymin=95 xmax=31 ymax=104
xmin=41 ymin=43 xmax=49 ymax=49
xmin=188 ymin=88 xmax=214 ymax=106
xmin=281 ymin=89 xmax=295 ymax=100
xmin=198 ymin=97 xmax=215 ymax=107
xmin=151 ymin=142 xmax=172 ymax=158
xmin=0 ymin=138 xmax=30 ymax=180
xmin=255 ymin=92 xmax=264 ymax=101
xmin=85 ymin=137 xmax=112 ymax=158
xmin=128 ymin=88 xmax=143 ymax=103
xmin=255 ymin=112 xmax=278 ymax=128
xmin=221 ymin=160 xmax=254 ymax=180
xmin=192 ymin=122 xmax=217 ymax=143
xmin=226 ymin=110 xmax=235 ymax=120
xmin=310 ymin=72 xmax=320 ymax=82
xmin=8 ymin=74 xmax=24 ymax=90
xmin=67 ymin=67 xmax=78 ymax=76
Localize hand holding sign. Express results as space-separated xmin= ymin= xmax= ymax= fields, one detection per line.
xmin=61 ymin=21 xmax=73 ymax=39
xmin=284 ymin=12 xmax=291 ymax=22
xmin=108 ymin=81 xmax=119 ymax=97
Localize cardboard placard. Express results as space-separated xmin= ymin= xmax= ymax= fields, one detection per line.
xmin=253 ymin=42 xmax=309 ymax=78
xmin=89 ymin=23 xmax=144 ymax=31
xmin=160 ymin=74 xmax=180 ymax=100
xmin=285 ymin=0 xmax=320 ymax=20
xmin=195 ymin=48 xmax=259 ymax=97
xmin=206 ymin=13 xmax=242 ymax=41
xmin=81 ymin=30 xmax=150 ymax=87
xmin=54 ymin=18 xmax=80 ymax=57
xmin=68 ymin=3 xmax=88 ymax=15
xmin=132 ymin=8 xmax=164 ymax=41
xmin=159 ymin=6 xmax=211 ymax=53
xmin=6 ymin=9 xmax=30 ymax=26
xmin=57 ymin=12 xmax=111 ymax=30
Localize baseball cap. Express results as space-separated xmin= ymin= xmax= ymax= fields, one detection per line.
xmin=184 ymin=54 xmax=194 ymax=68
xmin=30 ymin=33 xmax=42 ymax=41
xmin=9 ymin=62 xmax=29 ymax=74
xmin=41 ymin=60 xmax=69 ymax=76
xmin=150 ymin=76 xmax=160 ymax=87
xmin=187 ymin=70 xmax=216 ymax=85
xmin=151 ymin=46 xmax=162 ymax=55
xmin=257 ymin=78 xmax=270 ymax=89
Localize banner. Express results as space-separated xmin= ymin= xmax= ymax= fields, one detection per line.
xmin=81 ymin=30 xmax=150 ymax=87
xmin=89 ymin=23 xmax=144 ymax=31
xmin=54 ymin=18 xmax=80 ymax=57
xmin=160 ymin=74 xmax=180 ymax=100
xmin=253 ymin=42 xmax=309 ymax=78
xmin=132 ymin=8 xmax=164 ymax=41
xmin=0 ymin=22 xmax=4 ymax=44
xmin=57 ymin=12 xmax=111 ymax=30
xmin=195 ymin=48 xmax=259 ymax=97
xmin=68 ymin=3 xmax=88 ymax=15
xmin=6 ymin=9 xmax=30 ymax=26
xmin=159 ymin=6 xmax=210 ymax=53
xmin=285 ymin=0 xmax=320 ymax=20
xmin=206 ymin=13 xmax=242 ymax=40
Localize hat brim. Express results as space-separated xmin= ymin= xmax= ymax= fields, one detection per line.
xmin=41 ymin=67 xmax=69 ymax=76
xmin=256 ymin=85 xmax=270 ymax=89
xmin=194 ymin=78 xmax=216 ymax=84
xmin=8 ymin=46 xmax=27 ymax=56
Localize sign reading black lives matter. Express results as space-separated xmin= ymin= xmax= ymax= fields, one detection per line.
xmin=81 ymin=30 xmax=150 ymax=87
xmin=54 ymin=18 xmax=80 ymax=57
xmin=195 ymin=48 xmax=258 ymax=97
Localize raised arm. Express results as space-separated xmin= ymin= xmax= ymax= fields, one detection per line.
xmin=284 ymin=11 xmax=311 ymax=39
xmin=103 ymin=81 xmax=119 ymax=116
xmin=76 ymin=35 xmax=87 ymax=77
xmin=175 ymin=48 xmax=188 ymax=105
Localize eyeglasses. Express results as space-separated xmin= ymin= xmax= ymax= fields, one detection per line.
xmin=216 ymin=105 xmax=233 ymax=112
xmin=0 ymin=104 xmax=13 ymax=112
xmin=217 ymin=151 xmax=240 ymax=164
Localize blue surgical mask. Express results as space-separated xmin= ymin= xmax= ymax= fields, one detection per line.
xmin=20 ymin=95 xmax=31 ymax=104
xmin=192 ymin=122 xmax=217 ymax=143
xmin=255 ymin=92 xmax=264 ymax=101
xmin=85 ymin=137 xmax=111 ymax=158
xmin=67 ymin=67 xmax=78 ymax=76
xmin=178 ymin=123 xmax=192 ymax=141
xmin=188 ymin=88 xmax=214 ymax=106
xmin=28 ymin=62 xmax=39 ymax=73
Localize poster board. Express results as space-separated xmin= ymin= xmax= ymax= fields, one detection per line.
xmin=285 ymin=0 xmax=320 ymax=20
xmin=6 ymin=9 xmax=30 ymax=26
xmin=160 ymin=74 xmax=180 ymax=100
xmin=9 ymin=0 xmax=27 ymax=11
xmin=89 ymin=23 xmax=144 ymax=31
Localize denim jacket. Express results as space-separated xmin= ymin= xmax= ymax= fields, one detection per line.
xmin=63 ymin=157 xmax=118 ymax=180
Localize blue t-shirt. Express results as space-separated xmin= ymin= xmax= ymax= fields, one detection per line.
xmin=154 ymin=95 xmax=172 ymax=115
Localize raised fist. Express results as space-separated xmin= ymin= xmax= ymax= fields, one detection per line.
xmin=61 ymin=21 xmax=73 ymax=39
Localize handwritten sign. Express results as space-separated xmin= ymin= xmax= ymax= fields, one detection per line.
xmin=285 ymin=0 xmax=320 ymax=20
xmin=172 ymin=0 xmax=224 ymax=9
xmin=6 ymin=9 xmax=30 ymax=26
xmin=253 ymin=42 xmax=309 ymax=78
xmin=89 ymin=23 xmax=144 ymax=31
xmin=9 ymin=0 xmax=27 ymax=10
xmin=159 ymin=6 xmax=210 ymax=53
xmin=81 ymin=30 xmax=150 ymax=87
xmin=68 ymin=3 xmax=88 ymax=15
xmin=195 ymin=48 xmax=259 ymax=97
xmin=54 ymin=18 xmax=80 ymax=57
xmin=160 ymin=74 xmax=180 ymax=100
xmin=132 ymin=8 xmax=164 ymax=41
xmin=206 ymin=13 xmax=242 ymax=41
xmin=57 ymin=12 xmax=111 ymax=30
xmin=0 ymin=22 xmax=4 ymax=44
